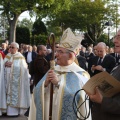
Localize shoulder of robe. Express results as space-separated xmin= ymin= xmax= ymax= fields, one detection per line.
xmin=82 ymin=71 xmax=90 ymax=79
xmin=14 ymin=56 xmax=25 ymax=60
xmin=5 ymin=55 xmax=11 ymax=59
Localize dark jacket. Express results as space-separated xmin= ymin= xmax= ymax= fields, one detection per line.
xmin=77 ymin=55 xmax=87 ymax=70
xmin=88 ymin=54 xmax=116 ymax=76
xmin=33 ymin=55 xmax=50 ymax=86
xmin=24 ymin=51 xmax=37 ymax=64
xmin=92 ymin=65 xmax=120 ymax=120
xmin=110 ymin=53 xmax=120 ymax=66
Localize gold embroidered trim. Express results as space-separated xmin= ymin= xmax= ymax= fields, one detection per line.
xmin=58 ymin=74 xmax=66 ymax=120
xmin=13 ymin=57 xmax=24 ymax=60
xmin=82 ymin=71 xmax=90 ymax=79
xmin=40 ymin=85 xmax=44 ymax=120
xmin=5 ymin=55 xmax=10 ymax=59
xmin=6 ymin=104 xmax=28 ymax=109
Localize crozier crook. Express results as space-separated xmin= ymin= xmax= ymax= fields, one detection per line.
xmin=48 ymin=33 xmax=55 ymax=120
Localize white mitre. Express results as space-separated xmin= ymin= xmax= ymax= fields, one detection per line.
xmin=59 ymin=28 xmax=83 ymax=54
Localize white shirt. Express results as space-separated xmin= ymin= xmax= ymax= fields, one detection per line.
xmin=27 ymin=52 xmax=32 ymax=63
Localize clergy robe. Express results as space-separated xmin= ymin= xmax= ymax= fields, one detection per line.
xmin=29 ymin=62 xmax=91 ymax=120
xmin=0 ymin=53 xmax=6 ymax=116
xmin=4 ymin=52 xmax=30 ymax=115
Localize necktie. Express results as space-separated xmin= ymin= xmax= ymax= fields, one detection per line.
xmin=98 ymin=57 xmax=102 ymax=65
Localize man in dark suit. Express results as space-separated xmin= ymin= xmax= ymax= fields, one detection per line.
xmin=24 ymin=45 xmax=37 ymax=94
xmin=76 ymin=45 xmax=87 ymax=70
xmin=87 ymin=31 xmax=120 ymax=120
xmin=110 ymin=52 xmax=120 ymax=66
xmin=24 ymin=45 xmax=38 ymax=117
xmin=77 ymin=54 xmax=87 ymax=71
xmin=1 ymin=43 xmax=8 ymax=55
xmin=88 ymin=45 xmax=98 ymax=76
xmin=24 ymin=45 xmax=37 ymax=68
xmin=89 ymin=42 xmax=115 ymax=76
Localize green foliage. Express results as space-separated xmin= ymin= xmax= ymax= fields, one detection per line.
xmin=97 ymin=33 xmax=108 ymax=44
xmin=16 ymin=26 xmax=30 ymax=44
xmin=32 ymin=18 xmax=47 ymax=36
xmin=0 ymin=0 xmax=56 ymax=42
xmin=17 ymin=18 xmax=33 ymax=32
xmin=43 ymin=0 xmax=119 ymax=45
xmin=31 ymin=34 xmax=47 ymax=45
xmin=1 ymin=0 xmax=55 ymax=16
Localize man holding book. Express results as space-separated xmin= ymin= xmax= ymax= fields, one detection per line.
xmin=87 ymin=30 xmax=120 ymax=120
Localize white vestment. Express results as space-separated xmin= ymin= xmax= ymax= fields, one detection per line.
xmin=4 ymin=52 xmax=30 ymax=116
xmin=29 ymin=62 xmax=91 ymax=120
xmin=0 ymin=53 xmax=6 ymax=116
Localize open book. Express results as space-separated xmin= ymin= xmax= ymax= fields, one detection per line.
xmin=83 ymin=71 xmax=120 ymax=97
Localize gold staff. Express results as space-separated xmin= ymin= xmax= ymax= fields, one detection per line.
xmin=48 ymin=33 xmax=55 ymax=120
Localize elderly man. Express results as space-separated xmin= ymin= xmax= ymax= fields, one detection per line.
xmin=29 ymin=28 xmax=91 ymax=120
xmin=1 ymin=43 xmax=8 ymax=55
xmin=24 ymin=45 xmax=37 ymax=68
xmin=4 ymin=42 xmax=30 ymax=116
xmin=0 ymin=53 xmax=6 ymax=116
xmin=89 ymin=42 xmax=115 ymax=76
xmin=88 ymin=30 xmax=120 ymax=120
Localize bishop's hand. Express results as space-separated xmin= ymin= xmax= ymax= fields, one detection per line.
xmin=45 ymin=70 xmax=59 ymax=87
xmin=5 ymin=61 xmax=12 ymax=67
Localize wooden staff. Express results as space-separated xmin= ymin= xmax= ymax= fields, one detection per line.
xmin=48 ymin=33 xmax=55 ymax=120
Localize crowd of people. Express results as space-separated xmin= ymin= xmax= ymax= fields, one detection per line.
xmin=0 ymin=28 xmax=120 ymax=120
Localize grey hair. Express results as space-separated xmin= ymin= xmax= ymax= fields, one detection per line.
xmin=11 ymin=42 xmax=19 ymax=49
xmin=97 ymin=42 xmax=106 ymax=48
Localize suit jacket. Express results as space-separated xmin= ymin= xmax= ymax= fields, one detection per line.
xmin=88 ymin=54 xmax=116 ymax=76
xmin=24 ymin=51 xmax=37 ymax=64
xmin=77 ymin=55 xmax=87 ymax=70
xmin=88 ymin=56 xmax=98 ymax=77
xmin=2 ymin=49 xmax=8 ymax=55
xmin=86 ymin=52 xmax=95 ymax=62
xmin=110 ymin=53 xmax=120 ymax=65
xmin=92 ymin=65 xmax=120 ymax=120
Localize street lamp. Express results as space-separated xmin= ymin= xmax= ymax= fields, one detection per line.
xmin=105 ymin=21 xmax=113 ymax=48
xmin=61 ymin=22 xmax=65 ymax=33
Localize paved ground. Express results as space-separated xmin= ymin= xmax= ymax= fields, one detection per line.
xmin=0 ymin=115 xmax=28 ymax=120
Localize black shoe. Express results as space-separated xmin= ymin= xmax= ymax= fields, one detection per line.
xmin=24 ymin=107 xmax=30 ymax=117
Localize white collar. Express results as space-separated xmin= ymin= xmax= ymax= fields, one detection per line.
xmin=55 ymin=62 xmax=85 ymax=73
xmin=11 ymin=52 xmax=19 ymax=56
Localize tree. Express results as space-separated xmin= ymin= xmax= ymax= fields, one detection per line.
xmin=32 ymin=18 xmax=47 ymax=36
xmin=31 ymin=18 xmax=48 ymax=45
xmin=48 ymin=0 xmax=109 ymax=43
xmin=43 ymin=0 xmax=120 ymax=45
xmin=0 ymin=0 xmax=55 ymax=43
xmin=16 ymin=26 xmax=30 ymax=44
xmin=0 ymin=15 xmax=9 ymax=40
xmin=17 ymin=18 xmax=33 ymax=32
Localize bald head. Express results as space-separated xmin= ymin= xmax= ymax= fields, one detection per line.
xmin=97 ymin=42 xmax=106 ymax=48
xmin=96 ymin=42 xmax=107 ymax=58
xmin=37 ymin=45 xmax=47 ymax=56
xmin=113 ymin=29 xmax=120 ymax=54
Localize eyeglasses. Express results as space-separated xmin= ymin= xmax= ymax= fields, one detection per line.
xmin=9 ymin=46 xmax=15 ymax=49
xmin=56 ymin=50 xmax=70 ymax=54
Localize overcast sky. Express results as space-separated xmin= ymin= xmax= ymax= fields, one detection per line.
xmin=18 ymin=11 xmax=35 ymax=22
